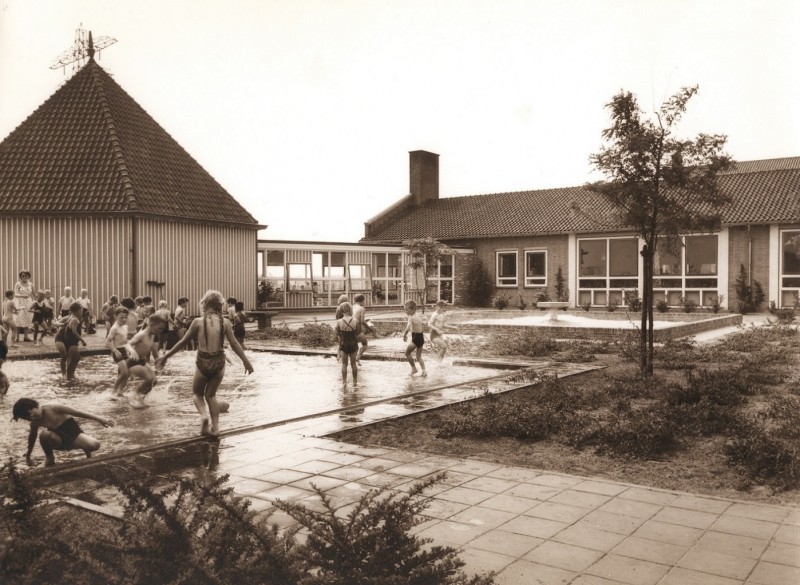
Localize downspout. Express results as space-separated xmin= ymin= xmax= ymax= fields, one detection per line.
xmin=131 ymin=217 xmax=139 ymax=295
xmin=747 ymin=224 xmax=752 ymax=287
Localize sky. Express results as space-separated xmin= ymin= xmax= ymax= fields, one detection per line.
xmin=1 ymin=0 xmax=798 ymax=242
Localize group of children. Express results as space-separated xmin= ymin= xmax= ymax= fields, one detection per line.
xmin=8 ymin=289 xmax=254 ymax=466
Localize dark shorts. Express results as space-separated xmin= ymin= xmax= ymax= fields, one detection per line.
xmin=53 ymin=417 xmax=83 ymax=450
xmin=112 ymin=346 xmax=129 ymax=363
xmin=411 ymin=332 xmax=425 ymax=348
xmin=126 ymin=357 xmax=148 ymax=369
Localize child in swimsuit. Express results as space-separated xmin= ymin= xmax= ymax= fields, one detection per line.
xmin=12 ymin=397 xmax=114 ymax=466
xmin=43 ymin=290 xmax=55 ymax=334
xmin=29 ymin=290 xmax=47 ymax=346
xmin=105 ymin=307 xmax=133 ymax=397
xmin=77 ymin=288 xmax=94 ymax=334
xmin=352 ymin=294 xmax=371 ymax=365
xmin=58 ymin=287 xmax=75 ymax=318
xmin=123 ymin=314 xmax=168 ymax=408
xmin=152 ymin=300 xmax=175 ymax=358
xmin=120 ymin=297 xmax=139 ymax=339
xmin=157 ymin=290 xmax=253 ymax=438
xmin=233 ymin=301 xmax=247 ymax=348
xmin=2 ymin=290 xmax=17 ymax=345
xmin=427 ymin=300 xmax=457 ymax=361
xmin=54 ymin=301 xmax=86 ymax=379
xmin=335 ymin=302 xmax=361 ymax=387
xmin=402 ymin=300 xmax=427 ymax=377
xmin=0 ymin=340 xmax=9 ymax=396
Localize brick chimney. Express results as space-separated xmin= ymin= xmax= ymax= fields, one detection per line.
xmin=409 ymin=150 xmax=439 ymax=207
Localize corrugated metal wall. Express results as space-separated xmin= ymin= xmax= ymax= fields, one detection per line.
xmin=0 ymin=217 xmax=132 ymax=306
xmin=136 ymin=219 xmax=257 ymax=311
xmin=1 ymin=217 xmax=257 ymax=315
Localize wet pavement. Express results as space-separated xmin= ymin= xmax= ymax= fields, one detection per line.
xmin=7 ymin=311 xmax=799 ymax=584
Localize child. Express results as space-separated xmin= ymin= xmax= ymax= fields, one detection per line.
xmin=2 ymin=290 xmax=17 ymax=345
xmin=12 ymin=398 xmax=114 ymax=466
xmin=100 ymin=295 xmax=119 ymax=331
xmin=402 ymin=300 xmax=427 ymax=376
xmin=121 ymin=314 xmax=168 ymax=408
xmin=233 ymin=301 xmax=247 ymax=348
xmin=174 ymin=297 xmax=190 ymax=344
xmin=334 ymin=294 xmax=350 ymax=319
xmin=43 ymin=290 xmax=55 ymax=334
xmin=0 ymin=340 xmax=9 ymax=396
xmin=58 ymin=286 xmax=75 ymax=318
xmin=77 ymin=289 xmax=94 ymax=334
xmin=427 ymin=300 xmax=457 ymax=361
xmin=54 ymin=301 xmax=86 ymax=379
xmin=157 ymin=290 xmax=253 ymax=438
xmin=29 ymin=290 xmax=47 ymax=346
xmin=105 ymin=307 xmax=132 ymax=397
xmin=120 ymin=297 xmax=139 ymax=339
xmin=335 ymin=302 xmax=360 ymax=387
xmin=152 ymin=300 xmax=175 ymax=358
xmin=352 ymin=294 xmax=370 ymax=365
xmin=225 ymin=297 xmax=237 ymax=322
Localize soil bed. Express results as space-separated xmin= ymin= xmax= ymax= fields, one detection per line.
xmin=333 ymin=330 xmax=800 ymax=507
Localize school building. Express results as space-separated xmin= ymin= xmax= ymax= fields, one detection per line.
xmin=350 ymin=150 xmax=800 ymax=311
xmin=0 ymin=56 xmax=263 ymax=310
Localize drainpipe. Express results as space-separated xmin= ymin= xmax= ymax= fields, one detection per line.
xmin=131 ymin=217 xmax=139 ymax=295
xmin=747 ymin=224 xmax=752 ymax=287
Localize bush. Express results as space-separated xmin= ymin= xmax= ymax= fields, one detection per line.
xmin=590 ymin=402 xmax=679 ymax=459
xmin=580 ymin=300 xmax=592 ymax=312
xmin=275 ymin=475 xmax=495 ymax=585
xmin=734 ymin=264 xmax=766 ymax=313
xmin=487 ymin=328 xmax=561 ymax=357
xmin=624 ymin=289 xmax=642 ymax=312
xmin=492 ymin=292 xmax=509 ymax=310
xmin=607 ymin=298 xmax=620 ymax=312
xmin=462 ymin=260 xmax=494 ymax=307
xmin=655 ymin=299 xmax=669 ymax=313
xmin=709 ymin=294 xmax=724 ymax=314
xmin=295 ymin=322 xmax=337 ymax=347
xmin=725 ymin=422 xmax=800 ymax=490
xmin=681 ymin=297 xmax=697 ymax=313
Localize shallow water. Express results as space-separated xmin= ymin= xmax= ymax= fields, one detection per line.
xmin=0 ymin=350 xmax=502 ymax=464
xmin=464 ymin=313 xmax=679 ymax=329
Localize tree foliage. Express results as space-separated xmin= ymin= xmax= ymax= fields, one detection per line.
xmin=403 ymin=237 xmax=454 ymax=310
xmin=588 ymin=86 xmax=733 ymax=373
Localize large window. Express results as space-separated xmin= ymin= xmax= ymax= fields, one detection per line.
xmin=578 ymin=237 xmax=639 ymax=306
xmin=426 ymin=254 xmax=454 ymax=303
xmin=349 ymin=264 xmax=371 ymax=291
xmin=288 ymin=263 xmax=311 ymax=291
xmin=653 ymin=235 xmax=719 ymax=306
xmin=372 ymin=252 xmax=402 ymax=305
xmin=524 ymin=250 xmax=547 ymax=287
xmin=262 ymin=250 xmax=286 ymax=306
xmin=781 ymin=230 xmax=800 ymax=307
xmin=496 ymin=251 xmax=518 ymax=287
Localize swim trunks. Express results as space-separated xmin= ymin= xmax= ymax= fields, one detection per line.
xmin=52 ymin=417 xmax=83 ymax=450
xmin=112 ymin=346 xmax=129 ymax=364
xmin=411 ymin=332 xmax=425 ymax=348
xmin=196 ymin=350 xmax=226 ymax=379
xmin=126 ymin=357 xmax=148 ymax=369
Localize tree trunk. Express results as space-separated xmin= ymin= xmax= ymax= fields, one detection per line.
xmin=646 ymin=250 xmax=655 ymax=374
xmin=639 ymin=245 xmax=649 ymax=373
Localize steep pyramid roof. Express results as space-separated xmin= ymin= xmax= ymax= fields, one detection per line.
xmin=0 ymin=59 xmax=261 ymax=227
xmin=362 ymin=157 xmax=800 ymax=242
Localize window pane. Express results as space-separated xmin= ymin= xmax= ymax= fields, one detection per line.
xmin=579 ymin=240 xmax=606 ymax=277
xmin=266 ymin=250 xmax=284 ymax=265
xmin=579 ymin=279 xmax=606 ymax=289
xmin=609 ymin=239 xmax=638 ymax=276
xmin=654 ymin=243 xmax=681 ymax=275
xmin=526 ymin=252 xmax=546 ymax=277
xmin=686 ymin=236 xmax=717 ymax=275
xmin=312 ymin=253 xmax=323 ymax=277
xmin=498 ymin=253 xmax=517 ymax=278
xmin=440 ymin=255 xmax=453 ymax=278
xmin=331 ymin=252 xmax=345 ymax=266
xmin=288 ymin=264 xmax=310 ymax=278
xmin=782 ymin=232 xmax=800 ymax=275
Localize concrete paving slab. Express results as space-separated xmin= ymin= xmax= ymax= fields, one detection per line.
xmin=747 ymin=561 xmax=800 ymax=584
xmin=586 ymin=553 xmax=670 ymax=585
xmin=677 ymin=548 xmax=757 ymax=580
xmin=658 ymin=567 xmax=744 ymax=585
xmin=695 ymin=530 xmax=770 ymax=559
xmin=610 ymin=536 xmax=687 ymax=565
xmin=524 ymin=540 xmax=604 ymax=573
xmin=495 ymin=559 xmax=576 ymax=585
xmin=467 ymin=529 xmax=544 ymax=557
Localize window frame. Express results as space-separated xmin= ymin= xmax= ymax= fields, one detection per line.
xmin=523 ymin=249 xmax=547 ymax=288
xmin=496 ymin=250 xmax=518 ymax=287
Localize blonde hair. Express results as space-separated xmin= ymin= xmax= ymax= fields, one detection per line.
xmin=158 ymin=300 xmax=168 ymax=308
xmin=200 ymin=290 xmax=224 ymax=314
xmin=338 ymin=302 xmax=352 ymax=316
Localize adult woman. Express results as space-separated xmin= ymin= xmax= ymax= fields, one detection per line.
xmin=14 ymin=270 xmax=34 ymax=343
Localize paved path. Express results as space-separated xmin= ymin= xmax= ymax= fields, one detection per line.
xmin=14 ymin=311 xmax=800 ymax=584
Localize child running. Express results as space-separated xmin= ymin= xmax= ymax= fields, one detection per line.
xmin=427 ymin=300 xmax=457 ymax=361
xmin=402 ymin=300 xmax=427 ymax=376
xmin=157 ymin=290 xmax=253 ymax=438
xmin=29 ymin=290 xmax=47 ymax=346
xmin=105 ymin=307 xmax=132 ymax=397
xmin=12 ymin=398 xmax=114 ymax=466
xmin=122 ymin=314 xmax=168 ymax=408
xmin=351 ymin=294 xmax=370 ymax=365
xmin=335 ymin=302 xmax=360 ymax=387
xmin=54 ymin=302 xmax=86 ymax=379
xmin=233 ymin=301 xmax=247 ymax=349
xmin=120 ymin=297 xmax=139 ymax=339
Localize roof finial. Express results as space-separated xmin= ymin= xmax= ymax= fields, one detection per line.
xmin=49 ymin=25 xmax=117 ymax=74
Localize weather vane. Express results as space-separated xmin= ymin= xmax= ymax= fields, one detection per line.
xmin=50 ymin=24 xmax=117 ymax=74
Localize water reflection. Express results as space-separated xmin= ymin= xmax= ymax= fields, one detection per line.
xmin=0 ymin=352 xmax=502 ymax=463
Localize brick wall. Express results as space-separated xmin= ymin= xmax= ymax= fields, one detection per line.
xmin=727 ymin=225 xmax=770 ymax=310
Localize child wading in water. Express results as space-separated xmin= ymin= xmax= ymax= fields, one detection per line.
xmin=105 ymin=307 xmax=132 ymax=398
xmin=29 ymin=290 xmax=47 ymax=346
xmin=0 ymin=340 xmax=9 ymax=396
xmin=121 ymin=314 xmax=168 ymax=408
xmin=55 ymin=302 xmax=86 ymax=379
xmin=352 ymin=294 xmax=370 ymax=365
xmin=402 ymin=300 xmax=427 ymax=376
xmin=157 ymin=290 xmax=253 ymax=438
xmin=12 ymin=398 xmax=114 ymax=466
xmin=335 ymin=302 xmax=360 ymax=387
xmin=2 ymin=290 xmax=17 ymax=345
xmin=233 ymin=301 xmax=248 ymax=348
xmin=427 ymin=300 xmax=457 ymax=361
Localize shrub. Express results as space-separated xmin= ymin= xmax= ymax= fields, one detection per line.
xmin=624 ymin=289 xmax=642 ymax=312
xmin=492 ymin=292 xmax=509 ymax=310
xmin=763 ymin=396 xmax=800 ymax=440
xmin=655 ymin=298 xmax=669 ymax=313
xmin=613 ymin=330 xmax=640 ymax=362
xmin=681 ymin=297 xmax=697 ymax=314
xmin=534 ymin=290 xmax=550 ymax=307
xmin=772 ymin=307 xmax=796 ymax=324
xmin=516 ymin=294 xmax=527 ymax=310
xmin=607 ymin=298 xmax=620 ymax=312
xmin=734 ymin=264 xmax=766 ymax=313
xmin=487 ymin=328 xmax=561 ymax=357
xmin=590 ymin=402 xmax=678 ymax=459
xmin=295 ymin=322 xmax=336 ymax=347
xmin=725 ymin=422 xmax=800 ymax=490
xmin=462 ymin=259 xmax=494 ymax=307
xmin=708 ymin=294 xmax=724 ymax=314
xmin=275 ymin=475 xmax=495 ymax=585
xmin=554 ymin=267 xmax=569 ymax=302
xmin=580 ymin=300 xmax=592 ymax=312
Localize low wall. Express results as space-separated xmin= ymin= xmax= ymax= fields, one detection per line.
xmin=372 ymin=312 xmax=743 ymax=342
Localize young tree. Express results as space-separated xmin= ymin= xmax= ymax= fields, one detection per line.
xmin=403 ymin=237 xmax=454 ymax=312
xmin=588 ymin=86 xmax=733 ymax=374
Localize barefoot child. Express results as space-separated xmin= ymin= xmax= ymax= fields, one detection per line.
xmin=12 ymin=398 xmax=114 ymax=466
xmin=120 ymin=297 xmax=139 ymax=339
xmin=43 ymin=290 xmax=55 ymax=334
xmin=352 ymin=294 xmax=370 ymax=365
xmin=29 ymin=290 xmax=47 ymax=346
xmin=2 ymin=290 xmax=17 ymax=345
xmin=402 ymin=300 xmax=427 ymax=376
xmin=335 ymin=302 xmax=360 ymax=386
xmin=427 ymin=300 xmax=457 ymax=360
xmin=0 ymin=340 xmax=9 ymax=396
xmin=233 ymin=301 xmax=248 ymax=349
xmin=122 ymin=314 xmax=168 ymax=408
xmin=157 ymin=290 xmax=253 ymax=438
xmin=105 ymin=307 xmax=132 ymax=397
xmin=54 ymin=302 xmax=86 ymax=379
xmin=58 ymin=286 xmax=75 ymax=318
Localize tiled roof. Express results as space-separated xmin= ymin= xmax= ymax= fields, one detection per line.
xmin=0 ymin=60 xmax=260 ymax=227
xmin=363 ymin=157 xmax=800 ymax=242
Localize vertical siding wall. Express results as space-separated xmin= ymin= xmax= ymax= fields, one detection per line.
xmin=137 ymin=219 xmax=257 ymax=312
xmin=0 ymin=217 xmax=131 ymax=307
